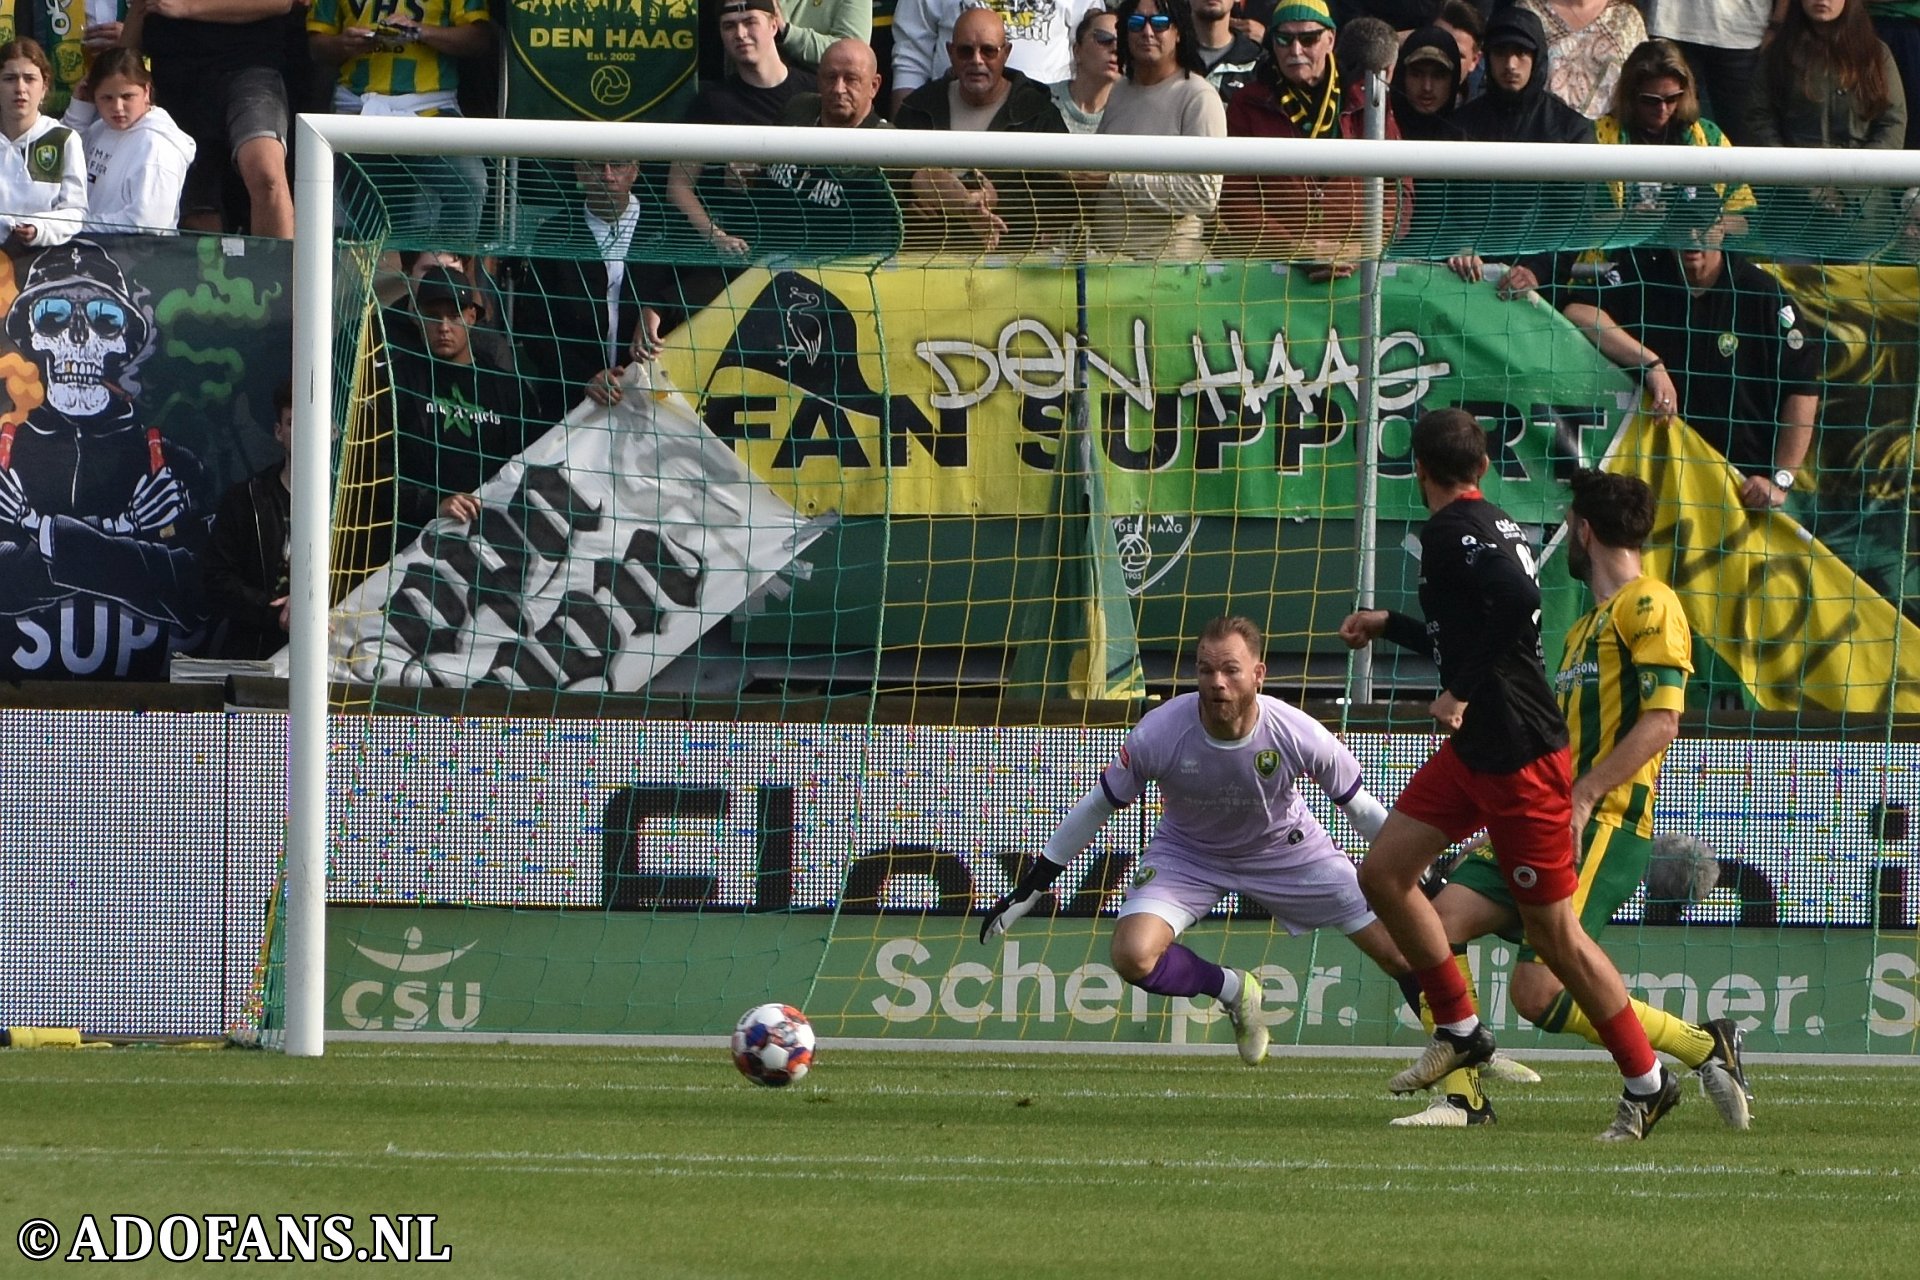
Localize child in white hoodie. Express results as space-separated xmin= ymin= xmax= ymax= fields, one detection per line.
xmin=67 ymin=49 xmax=196 ymax=234
xmin=0 ymin=38 xmax=87 ymax=247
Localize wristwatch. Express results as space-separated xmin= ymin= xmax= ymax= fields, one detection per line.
xmin=1772 ymin=468 xmax=1796 ymax=491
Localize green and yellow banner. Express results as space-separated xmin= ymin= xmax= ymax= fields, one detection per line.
xmin=1619 ymin=411 xmax=1920 ymax=714
xmin=663 ymin=260 xmax=1631 ymax=523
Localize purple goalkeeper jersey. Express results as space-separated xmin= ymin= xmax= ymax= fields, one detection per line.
xmin=1100 ymin=693 xmax=1364 ymax=865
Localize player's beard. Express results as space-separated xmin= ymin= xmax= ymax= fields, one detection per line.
xmin=1200 ymin=689 xmax=1255 ymax=737
xmin=1567 ymin=530 xmax=1591 ymax=583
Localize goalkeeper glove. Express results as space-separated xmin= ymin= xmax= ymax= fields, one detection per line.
xmin=979 ymin=856 xmax=1067 ymax=943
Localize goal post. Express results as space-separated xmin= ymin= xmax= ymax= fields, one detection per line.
xmin=281 ymin=111 xmax=1920 ymax=1057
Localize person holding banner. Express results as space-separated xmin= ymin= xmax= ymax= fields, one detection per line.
xmin=1562 ymin=244 xmax=1820 ymax=512
xmin=386 ymin=266 xmax=545 ymax=540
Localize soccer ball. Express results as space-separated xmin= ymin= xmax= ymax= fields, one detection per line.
xmin=731 ymin=1003 xmax=816 ymax=1087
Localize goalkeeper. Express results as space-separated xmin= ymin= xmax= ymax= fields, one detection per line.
xmin=980 ymin=614 xmax=1531 ymax=1075
xmin=1387 ymin=469 xmax=1752 ymax=1130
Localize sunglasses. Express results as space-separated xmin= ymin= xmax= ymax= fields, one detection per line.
xmin=1126 ymin=12 xmax=1174 ymax=32
xmin=1636 ymin=90 xmax=1686 ymax=107
xmin=31 ymin=296 xmax=128 ymax=340
xmin=1088 ymin=29 xmax=1118 ymax=44
xmin=952 ymin=41 xmax=1005 ymax=58
xmin=1271 ymin=28 xmax=1327 ymax=47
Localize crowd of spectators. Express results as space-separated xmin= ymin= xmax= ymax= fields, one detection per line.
xmin=4 ymin=0 xmax=1911 ymax=659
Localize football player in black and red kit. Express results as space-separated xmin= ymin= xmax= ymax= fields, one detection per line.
xmin=1339 ymin=408 xmax=1682 ymax=1141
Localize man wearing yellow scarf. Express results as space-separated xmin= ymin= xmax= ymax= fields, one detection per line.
xmin=1219 ymin=0 xmax=1407 ymax=261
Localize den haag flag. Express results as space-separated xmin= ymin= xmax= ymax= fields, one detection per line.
xmin=1615 ymin=410 xmax=1920 ymax=714
xmin=318 ymin=362 xmax=831 ymax=691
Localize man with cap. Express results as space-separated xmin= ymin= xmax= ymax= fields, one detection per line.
xmin=1562 ymin=243 xmax=1819 ymax=513
xmin=1392 ymin=24 xmax=1467 ymax=141
xmin=1219 ymin=0 xmax=1408 ymax=266
xmin=666 ymin=0 xmax=817 ymax=311
xmin=385 ymin=265 xmax=547 ymax=542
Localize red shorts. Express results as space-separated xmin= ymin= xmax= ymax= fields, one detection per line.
xmin=1394 ymin=740 xmax=1577 ymax=904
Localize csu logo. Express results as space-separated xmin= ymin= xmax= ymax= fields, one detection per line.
xmin=340 ymin=927 xmax=483 ymax=1031
xmin=1254 ymin=750 xmax=1279 ymax=778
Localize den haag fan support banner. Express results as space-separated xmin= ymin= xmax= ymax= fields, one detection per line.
xmin=316 ymin=363 xmax=831 ymax=690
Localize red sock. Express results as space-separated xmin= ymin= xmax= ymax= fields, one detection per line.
xmin=1416 ymin=958 xmax=1476 ymax=1027
xmin=1593 ymin=1003 xmax=1658 ymax=1079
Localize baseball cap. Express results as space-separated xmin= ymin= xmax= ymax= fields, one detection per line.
xmin=412 ymin=266 xmax=477 ymax=313
xmin=717 ymin=0 xmax=779 ymax=16
xmin=1402 ymin=44 xmax=1454 ymax=72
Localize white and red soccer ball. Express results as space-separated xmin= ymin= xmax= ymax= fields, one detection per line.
xmin=731 ymin=1003 xmax=816 ymax=1087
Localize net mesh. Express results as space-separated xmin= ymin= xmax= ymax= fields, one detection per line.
xmin=305 ymin=135 xmax=1920 ymax=1058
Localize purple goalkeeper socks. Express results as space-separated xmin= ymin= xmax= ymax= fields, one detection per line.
xmin=1134 ymin=943 xmax=1227 ymax=999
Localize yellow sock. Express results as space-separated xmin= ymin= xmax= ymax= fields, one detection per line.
xmin=1436 ymin=1066 xmax=1484 ymax=1105
xmin=1557 ymin=997 xmax=1714 ymax=1069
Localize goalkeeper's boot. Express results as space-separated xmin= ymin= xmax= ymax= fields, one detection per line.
xmin=1387 ymin=1022 xmax=1496 ymax=1094
xmin=1597 ymin=1066 xmax=1682 ymax=1142
xmin=1480 ymin=1051 xmax=1542 ymax=1085
xmin=1696 ymin=1017 xmax=1753 ymax=1130
xmin=1389 ymin=1087 xmax=1496 ymax=1128
xmin=1223 ymin=970 xmax=1268 ymax=1066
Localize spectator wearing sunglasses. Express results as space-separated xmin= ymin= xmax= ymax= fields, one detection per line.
xmin=891 ymin=0 xmax=1104 ymax=115
xmin=1088 ymin=0 xmax=1227 ymax=261
xmin=1218 ymin=0 xmax=1409 ymax=268
xmin=1593 ymin=39 xmax=1755 ymax=240
xmin=895 ymin=7 xmax=1068 ymax=254
xmin=1050 ymin=8 xmax=1123 ymax=132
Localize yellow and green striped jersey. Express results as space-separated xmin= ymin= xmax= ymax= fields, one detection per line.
xmin=1554 ymin=573 xmax=1691 ymax=837
xmin=308 ymin=0 xmax=491 ymax=98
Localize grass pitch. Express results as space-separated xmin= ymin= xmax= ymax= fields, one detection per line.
xmin=3 ymin=1043 xmax=1915 ymax=1278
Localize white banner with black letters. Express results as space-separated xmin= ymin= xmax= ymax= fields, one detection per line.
xmin=318 ymin=363 xmax=831 ymax=691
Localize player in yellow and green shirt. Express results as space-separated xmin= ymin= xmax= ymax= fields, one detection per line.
xmin=1389 ymin=468 xmax=1756 ymax=1131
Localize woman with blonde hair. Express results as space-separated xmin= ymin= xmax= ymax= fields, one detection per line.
xmin=1594 ymin=39 xmax=1754 ymax=234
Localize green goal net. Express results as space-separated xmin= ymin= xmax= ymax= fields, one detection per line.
xmin=289 ymin=124 xmax=1920 ymax=1061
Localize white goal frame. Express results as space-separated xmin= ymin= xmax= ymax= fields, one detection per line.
xmin=287 ymin=113 xmax=1920 ymax=1055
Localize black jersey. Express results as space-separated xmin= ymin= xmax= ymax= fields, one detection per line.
xmin=1382 ymin=491 xmax=1569 ymax=773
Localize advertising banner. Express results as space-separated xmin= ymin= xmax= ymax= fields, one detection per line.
xmin=324 ymin=907 xmax=1920 ymax=1055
